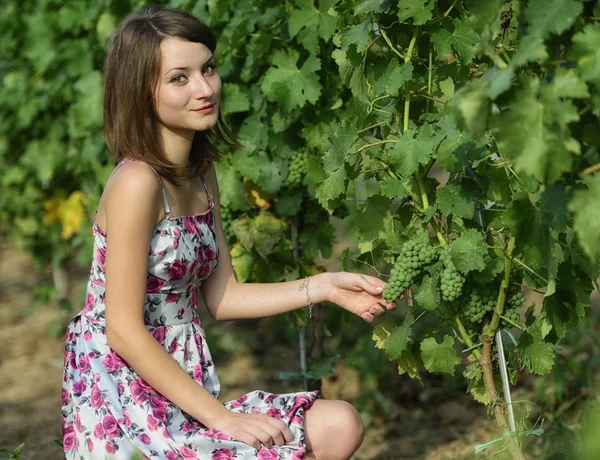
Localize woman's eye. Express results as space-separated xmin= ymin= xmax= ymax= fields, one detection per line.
xmin=170 ymin=74 xmax=187 ymax=84
xmin=204 ymin=64 xmax=216 ymax=75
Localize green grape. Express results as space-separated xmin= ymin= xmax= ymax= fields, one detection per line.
xmin=439 ymin=248 xmax=465 ymax=301
xmin=463 ymin=287 xmax=496 ymax=324
xmin=383 ymin=237 xmax=440 ymax=302
xmin=285 ymin=152 xmax=309 ymax=187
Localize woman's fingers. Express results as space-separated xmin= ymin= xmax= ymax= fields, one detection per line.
xmin=264 ymin=416 xmax=293 ymax=444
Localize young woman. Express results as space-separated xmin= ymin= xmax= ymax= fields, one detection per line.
xmin=61 ymin=7 xmax=396 ymax=460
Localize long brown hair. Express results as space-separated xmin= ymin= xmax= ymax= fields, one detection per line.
xmin=103 ymin=6 xmax=240 ymax=185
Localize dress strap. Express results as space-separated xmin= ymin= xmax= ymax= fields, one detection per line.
xmin=200 ymin=175 xmax=212 ymax=204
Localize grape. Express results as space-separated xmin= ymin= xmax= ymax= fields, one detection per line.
xmin=219 ymin=205 xmax=236 ymax=243
xmin=502 ymin=284 xmax=524 ymax=327
xmin=285 ymin=152 xmax=309 ymax=187
xmin=439 ymin=248 xmax=465 ymax=301
xmin=383 ymin=238 xmax=440 ymax=302
xmin=463 ymin=287 xmax=495 ymax=324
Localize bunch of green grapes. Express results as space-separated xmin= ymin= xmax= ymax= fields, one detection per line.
xmin=383 ymin=239 xmax=438 ymax=302
xmin=464 ymin=287 xmax=496 ymax=324
xmin=439 ymin=249 xmax=465 ymax=301
xmin=285 ymin=152 xmax=309 ymax=187
xmin=502 ymin=284 xmax=524 ymax=327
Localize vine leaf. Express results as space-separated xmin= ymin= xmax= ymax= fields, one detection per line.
xmin=517 ymin=332 xmax=555 ymax=375
xmin=435 ymin=184 xmax=475 ymax=219
xmin=338 ymin=18 xmax=372 ymax=53
xmin=397 ymin=0 xmax=436 ymax=25
xmin=373 ymin=61 xmax=413 ymax=97
xmin=299 ymin=223 xmax=335 ymax=259
xmin=386 ymin=124 xmax=437 ymax=176
xmin=384 ymin=312 xmax=414 ymax=359
xmin=421 ymin=335 xmax=461 ymax=375
xmin=288 ymin=0 xmax=338 ymax=53
xmin=316 ymin=167 xmax=348 ymax=213
xmin=524 ymin=0 xmax=583 ymax=41
xmin=414 ymin=274 xmax=439 ymax=310
xmin=354 ymin=0 xmax=390 ymax=15
xmin=449 ymin=228 xmax=489 ymax=273
xmin=355 ymin=195 xmax=396 ymax=253
xmin=431 ymin=18 xmax=479 ymax=63
xmin=569 ymin=175 xmax=600 ymax=261
xmin=261 ymin=50 xmax=322 ymax=111
xmin=323 ymin=122 xmax=358 ymax=172
xmin=570 ymin=24 xmax=600 ymax=89
xmin=380 ymin=176 xmax=406 ymax=199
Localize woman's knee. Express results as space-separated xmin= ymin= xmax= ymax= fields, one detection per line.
xmin=337 ymin=400 xmax=365 ymax=446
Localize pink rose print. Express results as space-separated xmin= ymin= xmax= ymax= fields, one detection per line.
xmin=153 ymin=408 xmax=168 ymax=423
xmin=123 ymin=408 xmax=132 ymax=428
xmin=130 ymin=379 xmax=148 ymax=404
xmin=257 ymin=447 xmax=279 ymax=460
xmin=211 ymin=448 xmax=234 ymax=460
xmin=84 ymin=293 xmax=95 ymax=313
xmin=182 ymin=421 xmax=198 ymax=433
xmin=147 ymin=414 xmax=159 ymax=431
xmin=86 ymin=438 xmax=94 ymax=453
xmin=169 ymin=338 xmax=179 ymax=354
xmin=96 ymin=247 xmax=106 ymax=270
xmin=168 ymin=260 xmax=187 ymax=280
xmin=173 ymin=227 xmax=181 ymax=239
xmin=200 ymin=262 xmax=211 ymax=278
xmin=196 ymin=245 xmax=204 ymax=262
xmin=183 ymin=345 xmax=189 ymax=361
xmin=139 ymin=433 xmax=152 ymax=445
xmin=166 ymin=452 xmax=179 ymax=460
xmin=162 ymin=427 xmax=170 ymax=438
xmin=147 ymin=276 xmax=165 ymax=293
xmin=63 ymin=424 xmax=76 ymax=451
xmin=292 ymin=415 xmax=303 ymax=425
xmin=173 ymin=238 xmax=179 ymax=250
xmin=204 ymin=247 xmax=216 ymax=261
xmin=204 ymin=429 xmax=230 ymax=440
xmin=183 ymin=216 xmax=199 ymax=235
xmin=180 ymin=445 xmax=198 ymax=459
xmin=152 ymin=326 xmax=167 ymax=345
xmin=91 ymin=385 xmax=104 ymax=409
xmin=84 ymin=331 xmax=92 ymax=341
xmin=103 ymin=351 xmax=124 ymax=372
xmin=266 ymin=408 xmax=282 ymax=419
xmin=191 ymin=289 xmax=198 ymax=307
xmin=266 ymin=394 xmax=279 ymax=404
xmin=193 ymin=364 xmax=204 ymax=383
xmin=117 ymin=383 xmax=125 ymax=396
xmin=292 ymin=450 xmax=305 ymax=459
xmin=252 ymin=407 xmax=261 ymax=413
xmin=75 ymin=413 xmax=83 ymax=432
xmin=105 ymin=440 xmax=117 ymax=454
xmin=72 ymin=380 xmax=87 ymax=396
xmin=78 ymin=355 xmax=90 ymax=373
xmin=61 ymin=388 xmax=69 ymax=405
xmin=103 ymin=415 xmax=120 ymax=438
xmin=94 ymin=423 xmax=105 ymax=440
xmin=167 ymin=293 xmax=179 ymax=303
xmin=68 ymin=352 xmax=78 ymax=369
xmin=149 ymin=394 xmax=167 ymax=410
xmin=194 ymin=332 xmax=202 ymax=349
xmin=230 ymin=394 xmax=248 ymax=408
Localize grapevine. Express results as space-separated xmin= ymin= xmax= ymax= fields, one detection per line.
xmin=439 ymin=248 xmax=465 ymax=302
xmin=285 ymin=151 xmax=309 ymax=188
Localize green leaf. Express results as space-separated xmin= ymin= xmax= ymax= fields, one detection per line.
xmin=492 ymin=78 xmax=573 ymax=184
xmin=435 ymin=184 xmax=475 ymax=219
xmin=431 ymin=18 xmax=479 ymax=63
xmin=231 ymin=243 xmax=254 ymax=282
xmin=215 ymin=161 xmax=250 ymax=211
xmin=222 ymin=83 xmax=251 ymax=115
xmin=386 ymin=125 xmax=437 ymax=176
xmin=355 ymin=195 xmax=396 ymax=251
xmin=323 ymin=122 xmax=358 ymax=173
xmin=414 ymin=274 xmax=439 ymax=310
xmin=316 ymin=167 xmax=348 ymax=213
xmin=449 ymin=228 xmax=489 ymax=273
xmin=373 ymin=60 xmax=413 ymax=97
xmin=452 ymin=79 xmax=490 ymax=139
xmin=518 ymin=332 xmax=555 ymax=375
xmin=261 ymin=50 xmax=322 ymax=111
xmin=275 ymin=192 xmax=303 ymax=216
xmin=384 ymin=312 xmax=414 ymax=359
xmin=354 ymin=0 xmax=390 ymax=14
xmin=299 ymin=222 xmax=335 ymax=259
xmin=502 ymin=193 xmax=555 ymax=280
xmin=289 ymin=0 xmax=338 ymax=51
xmin=524 ymin=0 xmax=583 ymax=40
xmin=421 ymin=335 xmax=461 ymax=375
xmin=571 ymin=24 xmax=600 ymax=88
xmin=339 ymin=18 xmax=372 ymax=53
xmin=398 ymin=0 xmax=436 ymax=25
xmin=380 ymin=176 xmax=406 ymax=198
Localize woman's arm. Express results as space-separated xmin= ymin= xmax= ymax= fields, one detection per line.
xmin=103 ymin=162 xmax=228 ymax=427
xmin=200 ymin=164 xmax=396 ymax=322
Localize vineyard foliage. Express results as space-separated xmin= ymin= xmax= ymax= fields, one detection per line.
xmin=2 ymin=0 xmax=600 ymax=445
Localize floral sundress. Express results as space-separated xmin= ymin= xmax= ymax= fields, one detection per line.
xmin=61 ymin=158 xmax=319 ymax=459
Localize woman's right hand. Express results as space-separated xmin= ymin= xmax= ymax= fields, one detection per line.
xmin=213 ymin=411 xmax=293 ymax=449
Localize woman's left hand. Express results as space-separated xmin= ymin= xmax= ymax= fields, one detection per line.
xmin=328 ymin=272 xmax=397 ymax=322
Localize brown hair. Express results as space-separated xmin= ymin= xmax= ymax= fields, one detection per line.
xmin=103 ymin=6 xmax=240 ymax=185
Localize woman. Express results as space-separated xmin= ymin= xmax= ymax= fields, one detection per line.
xmin=61 ymin=6 xmax=395 ymax=459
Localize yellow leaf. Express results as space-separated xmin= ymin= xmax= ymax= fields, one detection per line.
xmin=58 ymin=191 xmax=87 ymax=239
xmin=42 ymin=191 xmax=67 ymax=226
xmin=372 ymin=318 xmax=396 ymax=351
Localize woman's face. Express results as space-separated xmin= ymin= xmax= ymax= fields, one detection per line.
xmin=153 ymin=37 xmax=221 ymax=136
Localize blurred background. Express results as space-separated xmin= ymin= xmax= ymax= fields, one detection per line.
xmin=1 ymin=0 xmax=599 ymax=459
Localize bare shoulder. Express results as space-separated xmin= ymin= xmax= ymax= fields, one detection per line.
xmin=98 ymin=161 xmax=163 ymax=235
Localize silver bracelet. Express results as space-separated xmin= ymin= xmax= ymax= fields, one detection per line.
xmin=299 ymin=276 xmax=314 ymax=319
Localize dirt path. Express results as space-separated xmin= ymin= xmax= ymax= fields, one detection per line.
xmin=0 ymin=244 xmax=499 ymax=459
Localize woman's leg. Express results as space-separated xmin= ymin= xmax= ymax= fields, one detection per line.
xmin=303 ymin=399 xmax=365 ymax=460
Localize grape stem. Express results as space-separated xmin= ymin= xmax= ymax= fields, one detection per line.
xmin=499 ymin=315 xmax=524 ymax=330
xmin=485 ymin=235 xmax=516 ymax=339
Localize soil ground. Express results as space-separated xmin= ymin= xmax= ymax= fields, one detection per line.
xmin=1 ymin=243 xmax=507 ymax=460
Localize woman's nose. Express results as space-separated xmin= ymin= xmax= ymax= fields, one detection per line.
xmin=192 ymin=75 xmax=215 ymax=99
